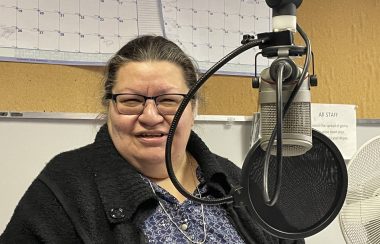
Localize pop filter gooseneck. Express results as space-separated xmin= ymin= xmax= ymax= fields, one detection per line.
xmin=165 ymin=24 xmax=313 ymax=206
xmin=165 ymin=37 xmax=270 ymax=205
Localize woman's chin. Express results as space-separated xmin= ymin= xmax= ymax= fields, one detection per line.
xmin=140 ymin=166 xmax=169 ymax=180
xmin=139 ymin=152 xmax=165 ymax=164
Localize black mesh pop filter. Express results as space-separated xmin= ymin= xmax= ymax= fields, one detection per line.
xmin=241 ymin=129 xmax=348 ymax=239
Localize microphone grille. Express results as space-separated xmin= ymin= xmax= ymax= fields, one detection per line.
xmin=260 ymin=101 xmax=312 ymax=156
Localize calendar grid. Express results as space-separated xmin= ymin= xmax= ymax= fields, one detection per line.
xmin=0 ymin=0 xmax=271 ymax=74
xmin=0 ymin=0 xmax=162 ymax=65
xmin=161 ymin=0 xmax=272 ymax=75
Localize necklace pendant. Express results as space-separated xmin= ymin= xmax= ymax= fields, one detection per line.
xmin=147 ymin=180 xmax=206 ymax=243
xmin=180 ymin=223 xmax=188 ymax=231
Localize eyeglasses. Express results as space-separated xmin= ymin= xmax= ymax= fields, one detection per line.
xmin=106 ymin=93 xmax=187 ymax=115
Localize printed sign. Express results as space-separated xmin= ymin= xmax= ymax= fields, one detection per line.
xmin=311 ymin=103 xmax=357 ymax=160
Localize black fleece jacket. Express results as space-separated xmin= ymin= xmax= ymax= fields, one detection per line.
xmin=0 ymin=124 xmax=304 ymax=244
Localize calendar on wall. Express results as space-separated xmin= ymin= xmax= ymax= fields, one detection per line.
xmin=0 ymin=0 xmax=163 ymax=65
xmin=161 ymin=0 xmax=272 ymax=74
xmin=0 ymin=0 xmax=271 ymax=75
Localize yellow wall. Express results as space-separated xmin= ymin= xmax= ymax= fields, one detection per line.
xmin=0 ymin=0 xmax=379 ymax=118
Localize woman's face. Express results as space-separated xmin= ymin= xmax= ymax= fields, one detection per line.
xmin=107 ymin=61 xmax=195 ymax=178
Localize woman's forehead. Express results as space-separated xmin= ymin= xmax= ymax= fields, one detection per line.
xmin=113 ymin=61 xmax=188 ymax=93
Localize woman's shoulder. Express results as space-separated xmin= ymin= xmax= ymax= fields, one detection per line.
xmin=37 ymin=141 xmax=106 ymax=191
xmin=44 ymin=143 xmax=95 ymax=173
xmin=213 ymin=153 xmax=242 ymax=180
xmin=213 ymin=154 xmax=241 ymax=171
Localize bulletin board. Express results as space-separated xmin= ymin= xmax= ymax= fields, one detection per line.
xmin=1 ymin=0 xmax=380 ymax=118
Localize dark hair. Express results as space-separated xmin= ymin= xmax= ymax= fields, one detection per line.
xmin=102 ymin=35 xmax=199 ymax=108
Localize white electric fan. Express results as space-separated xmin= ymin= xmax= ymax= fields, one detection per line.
xmin=339 ymin=135 xmax=380 ymax=244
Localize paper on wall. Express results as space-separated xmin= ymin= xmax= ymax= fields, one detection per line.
xmin=311 ymin=103 xmax=357 ymax=160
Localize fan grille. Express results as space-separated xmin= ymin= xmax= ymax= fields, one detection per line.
xmin=340 ymin=136 xmax=380 ymax=244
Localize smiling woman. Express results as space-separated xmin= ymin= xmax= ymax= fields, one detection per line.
xmin=106 ymin=60 xmax=195 ymax=189
xmin=0 ymin=35 xmax=304 ymax=244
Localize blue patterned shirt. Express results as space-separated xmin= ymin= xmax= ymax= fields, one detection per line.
xmin=141 ymin=170 xmax=245 ymax=243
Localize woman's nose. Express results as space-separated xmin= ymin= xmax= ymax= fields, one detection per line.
xmin=138 ymin=100 xmax=164 ymax=125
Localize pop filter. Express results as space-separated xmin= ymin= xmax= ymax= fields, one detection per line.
xmin=240 ymin=129 xmax=348 ymax=239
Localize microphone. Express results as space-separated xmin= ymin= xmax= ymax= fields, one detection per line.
xmin=253 ymin=0 xmax=312 ymax=157
xmin=258 ymin=58 xmax=312 ymax=157
xmin=250 ymin=0 xmax=314 ymax=208
xmin=240 ymin=0 xmax=347 ymax=239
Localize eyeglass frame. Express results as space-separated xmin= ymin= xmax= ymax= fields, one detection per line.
xmin=105 ymin=93 xmax=191 ymax=115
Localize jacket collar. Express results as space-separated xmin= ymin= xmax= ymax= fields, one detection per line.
xmin=91 ymin=124 xmax=235 ymax=225
xmin=186 ymin=130 xmax=238 ymax=196
xmin=91 ymin=124 xmax=156 ymax=225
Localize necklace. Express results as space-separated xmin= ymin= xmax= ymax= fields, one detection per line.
xmin=148 ymin=180 xmax=207 ymax=244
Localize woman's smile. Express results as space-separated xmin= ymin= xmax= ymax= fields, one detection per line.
xmin=135 ymin=131 xmax=168 ymax=146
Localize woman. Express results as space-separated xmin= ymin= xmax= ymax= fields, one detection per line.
xmin=0 ymin=35 xmax=303 ymax=243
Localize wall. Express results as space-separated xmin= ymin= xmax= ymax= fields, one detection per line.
xmin=1 ymin=116 xmax=379 ymax=240
xmin=0 ymin=0 xmax=379 ymax=118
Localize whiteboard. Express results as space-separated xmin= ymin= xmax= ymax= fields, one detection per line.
xmin=1 ymin=115 xmax=380 ymax=243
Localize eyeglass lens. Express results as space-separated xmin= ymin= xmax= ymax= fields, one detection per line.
xmin=115 ymin=94 xmax=185 ymax=115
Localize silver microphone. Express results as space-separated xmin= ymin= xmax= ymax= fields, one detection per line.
xmin=258 ymin=59 xmax=312 ymax=157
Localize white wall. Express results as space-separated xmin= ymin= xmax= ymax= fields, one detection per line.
xmin=0 ymin=119 xmax=103 ymax=234
xmin=1 ymin=115 xmax=379 ymax=243
xmin=0 ymin=116 xmax=250 ymax=234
